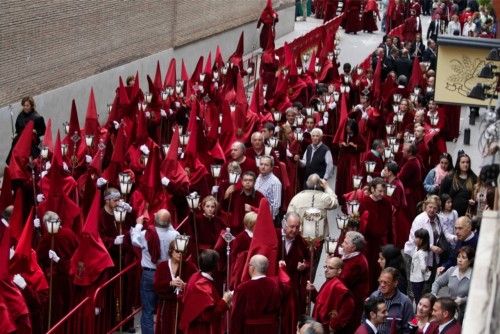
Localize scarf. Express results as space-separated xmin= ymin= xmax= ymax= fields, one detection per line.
xmin=434 ymin=164 xmax=448 ymax=186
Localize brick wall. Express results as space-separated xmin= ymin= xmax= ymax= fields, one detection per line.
xmin=0 ymin=0 xmax=293 ymax=106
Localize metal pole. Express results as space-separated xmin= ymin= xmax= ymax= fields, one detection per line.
xmin=48 ymin=235 xmax=55 ymax=330
xmin=117 ymin=222 xmax=123 ymax=334
xmin=223 ymin=228 xmax=235 ymax=334
xmin=174 ymin=255 xmax=183 ymax=334
xmin=306 ymin=243 xmax=314 ymax=316
xmin=192 ymin=211 xmax=200 ymax=268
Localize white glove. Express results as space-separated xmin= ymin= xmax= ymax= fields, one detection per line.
xmin=113 ymin=121 xmax=120 ymax=130
xmin=328 ymin=102 xmax=336 ymax=110
xmin=367 ymin=175 xmax=373 ymax=183
xmin=40 ymin=171 xmax=48 ymax=179
xmin=48 ymin=250 xmax=60 ymax=263
xmin=145 ymin=111 xmax=151 ymax=119
xmin=140 ymin=144 xmax=150 ymax=156
xmin=120 ymin=202 xmax=132 ymax=213
xmin=12 ymin=274 xmax=27 ymax=290
xmin=114 ymin=235 xmax=124 ymax=245
xmin=161 ymin=177 xmax=170 ymax=187
xmin=9 ymin=247 xmax=15 ymax=260
xmin=62 ymin=162 xmax=69 ymax=172
xmin=318 ymin=121 xmax=324 ymax=127
xmin=85 ymin=155 xmax=92 ymax=164
xmin=97 ymin=177 xmax=108 ymax=188
xmin=323 ymin=115 xmax=329 ymax=125
xmin=211 ymin=185 xmax=219 ymax=194
xmin=45 ymin=161 xmax=51 ymax=170
xmin=33 ymin=218 xmax=41 ymax=228
xmin=274 ymin=126 xmax=280 ymax=133
xmin=454 ymin=297 xmax=465 ymax=305
xmin=286 ymin=149 xmax=293 ymax=158
xmin=175 ymin=101 xmax=181 ymax=108
xmin=160 ymin=109 xmax=167 ymax=117
xmin=95 ymin=307 xmax=101 ymax=316
xmin=362 ymin=111 xmax=369 ymax=120
xmin=36 ymin=194 xmax=45 ymax=203
xmin=169 ymin=109 xmax=174 ymax=115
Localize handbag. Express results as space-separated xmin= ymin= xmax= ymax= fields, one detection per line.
xmin=435 ymin=218 xmax=451 ymax=264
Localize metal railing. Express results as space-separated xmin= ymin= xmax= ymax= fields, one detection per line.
xmin=47 ymin=260 xmax=141 ymax=334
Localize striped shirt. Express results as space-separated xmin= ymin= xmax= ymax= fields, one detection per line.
xmin=255 ymin=172 xmax=282 ymax=218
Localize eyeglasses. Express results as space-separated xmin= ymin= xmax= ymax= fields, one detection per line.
xmin=323 ymin=265 xmax=341 ymax=270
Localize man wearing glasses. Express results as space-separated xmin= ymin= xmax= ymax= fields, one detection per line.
xmin=306 ymin=257 xmax=355 ymax=334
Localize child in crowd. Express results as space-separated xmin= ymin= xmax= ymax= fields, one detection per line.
xmin=410 ymin=228 xmax=431 ymax=303
xmin=438 ymin=194 xmax=458 ymax=245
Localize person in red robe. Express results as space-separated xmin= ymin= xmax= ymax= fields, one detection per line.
xmin=338 ymin=232 xmax=370 ymax=334
xmin=360 ymin=139 xmax=385 ymax=183
xmin=226 ymin=211 xmax=256 ymax=289
xmin=397 ymin=143 xmax=424 ymax=221
xmin=277 ymin=212 xmax=311 ymax=324
xmin=257 ymin=0 xmax=278 ymax=50
xmin=354 ymin=297 xmax=388 ymax=334
xmin=402 ymin=9 xmax=422 ymax=43
xmin=179 ymin=249 xmax=232 ymax=334
xmin=425 ymin=100 xmax=448 ymax=167
xmin=223 ymin=171 xmax=264 ymax=235
xmin=180 ymin=195 xmax=225 ymax=262
xmin=36 ymin=210 xmax=79 ymax=328
xmin=231 ymin=254 xmax=290 ymax=334
xmin=358 ymin=178 xmax=394 ymax=291
xmin=153 ymin=240 xmax=197 ymax=334
xmin=0 ymin=279 xmax=31 ymax=334
xmin=323 ymin=0 xmax=339 ymax=22
xmin=218 ymin=142 xmax=258 ymax=201
xmin=414 ymin=124 xmax=431 ymax=172
xmin=362 ymin=0 xmax=380 ymax=33
xmin=97 ymin=187 xmax=138 ymax=331
xmin=382 ymin=162 xmax=410 ymax=249
xmin=343 ymin=0 xmax=362 ymax=34
xmin=307 ymin=257 xmax=356 ymax=333
xmin=425 ymin=297 xmax=462 ymax=334
xmin=333 ymin=118 xmax=366 ymax=205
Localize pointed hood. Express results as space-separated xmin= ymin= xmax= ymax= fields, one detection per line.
xmin=214 ymin=45 xmax=225 ymax=69
xmin=0 ymin=167 xmax=13 ymax=214
xmin=130 ymin=71 xmax=141 ymax=102
xmin=160 ymin=126 xmax=189 ymax=188
xmin=39 ymin=132 xmax=81 ymax=229
xmin=84 ymin=88 xmax=100 ymax=137
xmin=8 ymin=189 xmax=25 ymax=242
xmin=373 ymin=54 xmax=383 ymax=103
xmin=181 ymin=59 xmax=189 ymax=82
xmin=118 ymin=76 xmax=131 ymax=106
xmin=240 ymin=198 xmax=278 ymax=283
xmin=333 ymin=93 xmax=349 ymax=144
xmin=307 ymin=50 xmax=317 ymax=74
xmin=154 ymin=60 xmax=163 ymax=91
xmin=164 ymin=58 xmax=177 ymax=88
xmin=204 ymin=52 xmax=212 ymax=74
xmin=140 ymin=146 xmax=162 ymax=203
xmin=67 ymin=99 xmax=81 ymax=140
xmin=9 ymin=120 xmax=34 ymax=181
xmin=319 ymin=30 xmax=334 ymax=62
xmin=190 ymin=56 xmax=204 ymax=83
xmin=42 ymin=118 xmax=54 ymax=150
xmin=229 ymin=31 xmax=244 ymax=69
xmin=408 ymin=56 xmax=424 ymax=92
xmin=10 ymin=209 xmax=34 ymax=274
xmin=70 ymin=190 xmax=114 ymax=286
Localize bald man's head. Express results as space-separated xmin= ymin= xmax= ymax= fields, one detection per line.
xmin=455 ymin=216 xmax=472 ymax=241
xmin=249 ymin=254 xmax=269 ymax=276
xmin=155 ymin=209 xmax=172 ymax=227
xmin=324 ymin=257 xmax=343 ymax=279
